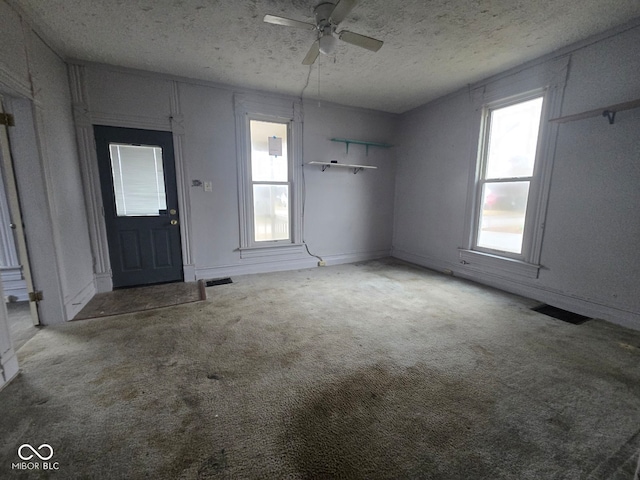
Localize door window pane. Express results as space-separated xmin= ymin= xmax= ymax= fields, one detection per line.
xmin=485 ymin=97 xmax=543 ymax=179
xmin=109 ymin=144 xmax=167 ymax=216
xmin=253 ymin=185 xmax=289 ymax=242
xmin=477 ymin=181 xmax=530 ymax=254
xmin=250 ymin=120 xmax=288 ymax=182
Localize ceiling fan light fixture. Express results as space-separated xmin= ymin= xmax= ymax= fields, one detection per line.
xmin=318 ymin=32 xmax=337 ymax=55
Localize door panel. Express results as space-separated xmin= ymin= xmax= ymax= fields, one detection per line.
xmin=95 ymin=126 xmax=183 ymax=288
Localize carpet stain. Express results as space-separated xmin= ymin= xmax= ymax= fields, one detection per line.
xmin=285 ymin=363 xmax=495 ymax=479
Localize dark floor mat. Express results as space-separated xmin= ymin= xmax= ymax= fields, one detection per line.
xmin=73 ymin=280 xmax=206 ymax=320
xmin=532 ymin=304 xmax=591 ymax=324
xmin=205 ymin=277 xmax=233 ymax=287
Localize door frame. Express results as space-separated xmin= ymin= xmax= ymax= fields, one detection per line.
xmin=69 ymin=66 xmax=194 ymax=292
xmin=0 ymin=98 xmax=40 ymax=325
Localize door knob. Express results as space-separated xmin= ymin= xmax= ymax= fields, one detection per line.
xmin=9 ymin=223 xmax=16 ymax=229
xmin=170 ymin=219 xmax=178 ymax=225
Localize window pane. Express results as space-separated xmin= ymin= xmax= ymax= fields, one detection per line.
xmin=477 ymin=181 xmax=530 ymax=254
xmin=253 ymin=184 xmax=289 ymax=242
xmin=250 ymin=120 xmax=288 ymax=182
xmin=485 ymin=97 xmax=543 ymax=179
xmin=109 ymin=144 xmax=167 ymax=216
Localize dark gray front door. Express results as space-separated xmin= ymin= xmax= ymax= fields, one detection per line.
xmin=95 ymin=126 xmax=183 ymax=288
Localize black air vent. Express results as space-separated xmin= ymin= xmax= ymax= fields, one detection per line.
xmin=532 ymin=304 xmax=591 ymax=324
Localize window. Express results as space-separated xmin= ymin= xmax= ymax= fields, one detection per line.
xmin=474 ymin=96 xmax=543 ymax=256
xmin=460 ymin=57 xmax=568 ymax=279
xmin=249 ymin=120 xmax=290 ymax=242
xmin=234 ymin=94 xmax=303 ymax=252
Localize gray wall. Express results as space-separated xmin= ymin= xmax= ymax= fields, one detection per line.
xmin=392 ymin=25 xmax=640 ymax=329
xmin=78 ymin=65 xmax=397 ymax=281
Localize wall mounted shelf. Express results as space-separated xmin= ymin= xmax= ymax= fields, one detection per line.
xmin=307 ymin=161 xmax=377 ymax=174
xmin=330 ymin=138 xmax=393 ymax=155
xmin=549 ymin=98 xmax=640 ymax=125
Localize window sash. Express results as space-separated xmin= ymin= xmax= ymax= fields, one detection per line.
xmin=248 ymin=117 xmax=292 ymax=245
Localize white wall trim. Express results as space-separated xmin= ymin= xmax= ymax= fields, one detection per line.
xmin=196 ymin=257 xmax=317 ymax=280
xmin=91 ymin=111 xmax=172 ymax=131
xmin=63 ymin=277 xmax=96 ymax=321
xmin=0 ymin=63 xmax=32 ymax=99
xmin=171 ymin=81 xmax=195 ymax=277
xmin=392 ymin=248 xmax=640 ymax=331
xmin=95 ymin=272 xmax=112 ymax=293
xmin=196 ymin=249 xmax=390 ymax=279
xmin=322 ymin=249 xmax=391 ymax=266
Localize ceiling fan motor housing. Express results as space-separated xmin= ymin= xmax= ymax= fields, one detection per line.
xmin=315 ymin=2 xmax=337 ymax=30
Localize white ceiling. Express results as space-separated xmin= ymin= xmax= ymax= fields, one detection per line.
xmin=13 ymin=0 xmax=640 ymax=113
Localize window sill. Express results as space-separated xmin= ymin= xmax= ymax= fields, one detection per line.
xmin=458 ymin=249 xmax=540 ymax=279
xmin=239 ymin=243 xmax=305 ymax=259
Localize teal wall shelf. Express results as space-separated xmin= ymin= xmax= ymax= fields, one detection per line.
xmin=330 ymin=138 xmax=393 ymax=155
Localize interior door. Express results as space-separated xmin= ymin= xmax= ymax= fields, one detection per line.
xmin=0 ymin=98 xmax=39 ymax=325
xmin=94 ymin=126 xmax=183 ymax=288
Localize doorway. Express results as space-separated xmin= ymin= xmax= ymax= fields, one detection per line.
xmin=94 ymin=126 xmax=183 ymax=288
xmin=0 ymin=97 xmax=40 ymax=350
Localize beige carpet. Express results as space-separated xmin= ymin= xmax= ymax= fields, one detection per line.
xmin=1 ymin=259 xmax=639 ymax=479
xmin=73 ymin=280 xmax=206 ymax=320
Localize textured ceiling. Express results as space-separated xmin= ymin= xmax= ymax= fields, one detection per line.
xmin=13 ymin=0 xmax=640 ymax=113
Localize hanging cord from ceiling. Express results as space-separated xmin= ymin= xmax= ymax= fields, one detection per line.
xmin=299 ymin=64 xmax=324 ymax=264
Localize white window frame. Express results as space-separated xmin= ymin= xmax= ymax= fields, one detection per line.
xmin=460 ymin=57 xmax=569 ymax=279
xmin=234 ymin=94 xmax=303 ymax=254
xmin=472 ymin=90 xmax=546 ymax=261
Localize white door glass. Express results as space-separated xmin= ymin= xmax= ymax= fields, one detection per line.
xmin=109 ymin=144 xmax=167 ymax=216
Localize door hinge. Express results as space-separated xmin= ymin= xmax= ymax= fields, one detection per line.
xmin=28 ymin=290 xmax=43 ymax=303
xmin=0 ymin=113 xmax=15 ymax=127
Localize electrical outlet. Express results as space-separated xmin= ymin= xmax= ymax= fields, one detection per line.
xmin=317 ymin=260 xmax=326 ymax=267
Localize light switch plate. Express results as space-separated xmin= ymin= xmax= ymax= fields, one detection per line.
xmin=204 ymin=181 xmax=213 ymax=192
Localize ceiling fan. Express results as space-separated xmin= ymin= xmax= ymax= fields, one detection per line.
xmin=263 ymin=0 xmax=384 ymax=65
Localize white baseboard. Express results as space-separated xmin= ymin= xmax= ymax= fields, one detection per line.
xmin=95 ymin=272 xmax=113 ymax=293
xmin=196 ymin=257 xmax=317 ymax=280
xmin=322 ymin=249 xmax=391 ymax=266
xmin=64 ymin=279 xmax=96 ymax=321
xmin=195 ymin=249 xmax=391 ymax=280
xmin=183 ymin=264 xmax=196 ymax=282
xmin=392 ymin=248 xmax=640 ymax=331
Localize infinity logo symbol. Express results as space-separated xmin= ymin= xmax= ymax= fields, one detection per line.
xmin=18 ymin=444 xmax=54 ymax=461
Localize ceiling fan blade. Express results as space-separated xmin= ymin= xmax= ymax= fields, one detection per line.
xmin=329 ymin=0 xmax=359 ymax=25
xmin=302 ymin=40 xmax=320 ymax=65
xmin=338 ymin=30 xmax=383 ymax=52
xmin=263 ymin=14 xmax=315 ymax=30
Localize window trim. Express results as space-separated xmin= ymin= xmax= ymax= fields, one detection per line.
xmin=460 ymin=56 xmax=569 ymax=279
xmin=234 ymin=94 xmax=303 ymax=252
